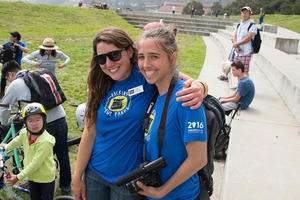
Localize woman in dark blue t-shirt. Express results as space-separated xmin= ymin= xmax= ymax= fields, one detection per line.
xmin=136 ymin=28 xmax=208 ymax=200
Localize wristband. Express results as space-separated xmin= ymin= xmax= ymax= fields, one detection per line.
xmin=197 ymin=80 xmax=208 ymax=98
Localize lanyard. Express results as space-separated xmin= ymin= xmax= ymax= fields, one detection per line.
xmin=142 ymin=73 xmax=178 ymax=161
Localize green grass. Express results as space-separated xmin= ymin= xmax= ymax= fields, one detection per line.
xmin=0 ymin=1 xmax=205 ymax=198
xmin=230 ymin=14 xmax=300 ymax=34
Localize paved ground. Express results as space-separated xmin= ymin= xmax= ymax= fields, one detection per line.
xmin=199 ymin=26 xmax=300 ymax=199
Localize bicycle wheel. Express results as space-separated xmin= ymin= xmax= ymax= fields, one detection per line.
xmin=54 ymin=195 xmax=75 ymax=200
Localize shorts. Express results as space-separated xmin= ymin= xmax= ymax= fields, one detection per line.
xmin=234 ymin=53 xmax=252 ymax=72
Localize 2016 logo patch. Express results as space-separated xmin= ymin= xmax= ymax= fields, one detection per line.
xmin=187 ymin=121 xmax=205 ymax=134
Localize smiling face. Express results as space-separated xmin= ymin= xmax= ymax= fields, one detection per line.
xmin=241 ymin=9 xmax=251 ymax=21
xmin=96 ymin=42 xmax=133 ymax=81
xmin=26 ymin=114 xmax=44 ymax=134
xmin=138 ymin=38 xmax=177 ymax=86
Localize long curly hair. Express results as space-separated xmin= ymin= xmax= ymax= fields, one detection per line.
xmin=86 ymin=27 xmax=137 ymax=126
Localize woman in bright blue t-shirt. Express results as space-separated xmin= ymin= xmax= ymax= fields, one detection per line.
xmin=136 ymin=28 xmax=208 ymax=200
xmin=73 ymin=27 xmax=207 ymax=200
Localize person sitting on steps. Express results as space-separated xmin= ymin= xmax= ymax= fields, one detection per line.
xmin=219 ymin=60 xmax=255 ymax=112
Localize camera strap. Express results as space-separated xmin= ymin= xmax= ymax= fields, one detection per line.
xmin=142 ymin=73 xmax=178 ymax=160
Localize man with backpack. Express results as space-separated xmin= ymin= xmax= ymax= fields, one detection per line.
xmin=0 ymin=31 xmax=28 ymax=65
xmin=0 ymin=60 xmax=71 ymax=195
xmin=233 ymin=6 xmax=258 ymax=76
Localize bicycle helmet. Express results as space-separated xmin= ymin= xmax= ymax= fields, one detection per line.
xmin=22 ymin=103 xmax=47 ymax=119
xmin=22 ymin=103 xmax=47 ymax=135
xmin=76 ymin=103 xmax=87 ymax=129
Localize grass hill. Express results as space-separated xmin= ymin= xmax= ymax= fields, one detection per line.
xmin=0 ymin=1 xmax=205 ymax=197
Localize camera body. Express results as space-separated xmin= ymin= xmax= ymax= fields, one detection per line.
xmin=116 ymin=157 xmax=167 ymax=193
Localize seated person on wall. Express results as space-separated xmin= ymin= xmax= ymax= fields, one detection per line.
xmin=219 ymin=60 xmax=255 ymax=112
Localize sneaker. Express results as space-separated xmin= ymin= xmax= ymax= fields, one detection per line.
xmin=217 ymin=75 xmax=228 ymax=81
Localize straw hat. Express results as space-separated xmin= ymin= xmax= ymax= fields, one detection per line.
xmin=39 ymin=38 xmax=58 ymax=50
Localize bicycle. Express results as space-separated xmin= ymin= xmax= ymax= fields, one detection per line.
xmin=0 ymin=101 xmax=26 ymax=175
xmin=0 ymin=146 xmax=74 ymax=200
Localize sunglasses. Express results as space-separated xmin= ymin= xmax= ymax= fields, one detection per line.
xmin=94 ymin=48 xmax=126 ymax=65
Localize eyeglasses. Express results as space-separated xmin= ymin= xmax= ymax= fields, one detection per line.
xmin=94 ymin=49 xmax=126 ymax=65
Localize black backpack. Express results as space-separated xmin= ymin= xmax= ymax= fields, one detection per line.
xmin=0 ymin=42 xmax=18 ymax=64
xmin=237 ymin=22 xmax=262 ymax=54
xmin=19 ymin=69 xmax=67 ymax=110
xmin=196 ymin=94 xmax=227 ymax=198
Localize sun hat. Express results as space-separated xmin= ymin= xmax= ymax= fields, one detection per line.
xmin=39 ymin=38 xmax=58 ymax=50
xmin=241 ymin=6 xmax=252 ymax=14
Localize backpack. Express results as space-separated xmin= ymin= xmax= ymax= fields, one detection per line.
xmin=237 ymin=22 xmax=262 ymax=54
xmin=0 ymin=42 xmax=18 ymax=64
xmin=20 ymin=69 xmax=67 ymax=110
xmin=197 ymin=94 xmax=227 ymax=197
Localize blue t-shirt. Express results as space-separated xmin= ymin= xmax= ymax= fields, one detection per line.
xmin=88 ymin=66 xmax=155 ymax=183
xmin=2 ymin=41 xmax=27 ymax=64
xmin=237 ymin=76 xmax=255 ymax=109
xmin=144 ymin=79 xmax=207 ymax=200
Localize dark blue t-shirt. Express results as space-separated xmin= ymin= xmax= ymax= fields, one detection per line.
xmin=88 ymin=66 xmax=155 ymax=183
xmin=144 ymin=79 xmax=207 ymax=200
xmin=237 ymin=76 xmax=255 ymax=109
xmin=2 ymin=41 xmax=27 ymax=64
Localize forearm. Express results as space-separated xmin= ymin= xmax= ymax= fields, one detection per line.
xmin=236 ymin=33 xmax=254 ymax=46
xmin=63 ymin=55 xmax=70 ymax=66
xmin=73 ymin=125 xmax=96 ymax=180
xmin=233 ymin=33 xmax=237 ymax=43
xmin=22 ymin=54 xmax=36 ymax=66
xmin=4 ymin=135 xmax=23 ymax=151
xmin=19 ymin=45 xmax=28 ymax=53
xmin=161 ymin=142 xmax=207 ymax=196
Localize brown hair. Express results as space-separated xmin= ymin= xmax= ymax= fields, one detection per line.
xmin=39 ymin=49 xmax=57 ymax=57
xmin=231 ymin=60 xmax=245 ymax=72
xmin=139 ymin=27 xmax=177 ymax=60
xmin=86 ymin=27 xmax=137 ymax=126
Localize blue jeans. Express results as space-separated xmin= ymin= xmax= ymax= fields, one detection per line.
xmin=259 ymin=16 xmax=264 ymax=24
xmin=46 ymin=117 xmax=71 ymax=190
xmin=84 ymin=168 xmax=146 ymax=200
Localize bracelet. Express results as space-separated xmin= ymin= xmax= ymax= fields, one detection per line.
xmin=197 ymin=80 xmax=208 ymax=97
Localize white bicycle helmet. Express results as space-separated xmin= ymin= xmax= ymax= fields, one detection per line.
xmin=76 ymin=103 xmax=87 ymax=129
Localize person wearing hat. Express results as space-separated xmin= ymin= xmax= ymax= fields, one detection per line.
xmin=1 ymin=103 xmax=56 ymax=200
xmin=22 ymin=38 xmax=70 ymax=75
xmin=233 ymin=6 xmax=257 ymax=76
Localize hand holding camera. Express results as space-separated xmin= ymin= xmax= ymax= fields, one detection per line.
xmin=116 ymin=157 xmax=167 ymax=194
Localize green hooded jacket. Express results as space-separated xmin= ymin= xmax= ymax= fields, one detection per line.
xmin=5 ymin=128 xmax=56 ymax=183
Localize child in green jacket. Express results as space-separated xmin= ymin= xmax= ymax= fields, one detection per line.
xmin=1 ymin=103 xmax=56 ymax=200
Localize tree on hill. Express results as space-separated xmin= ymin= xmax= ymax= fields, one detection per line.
xmin=182 ymin=0 xmax=204 ymax=16
xmin=211 ymin=1 xmax=223 ymax=15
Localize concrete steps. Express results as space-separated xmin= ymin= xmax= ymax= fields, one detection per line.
xmin=118 ymin=11 xmax=237 ymax=36
xmin=206 ymin=23 xmax=300 ymax=200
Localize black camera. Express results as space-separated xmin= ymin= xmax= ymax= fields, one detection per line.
xmin=116 ymin=157 xmax=167 ymax=193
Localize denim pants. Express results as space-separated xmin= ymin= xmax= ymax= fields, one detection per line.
xmin=46 ymin=117 xmax=71 ymax=190
xmin=84 ymin=168 xmax=146 ymax=200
